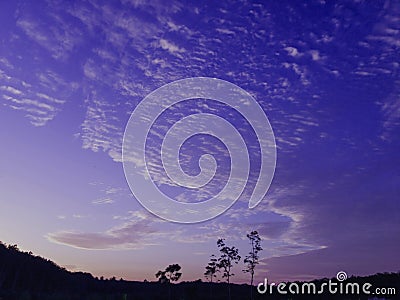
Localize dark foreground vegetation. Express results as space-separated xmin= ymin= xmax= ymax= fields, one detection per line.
xmin=0 ymin=241 xmax=399 ymax=300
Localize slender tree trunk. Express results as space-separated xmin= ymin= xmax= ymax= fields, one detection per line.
xmin=250 ymin=271 xmax=254 ymax=300
xmin=228 ymin=268 xmax=231 ymax=300
xmin=227 ymin=273 xmax=231 ymax=300
xmin=210 ymin=274 xmax=214 ymax=299
xmin=250 ymin=239 xmax=255 ymax=300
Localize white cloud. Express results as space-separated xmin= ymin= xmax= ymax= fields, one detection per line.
xmin=0 ymin=68 xmax=70 ymax=126
xmin=80 ymin=93 xmax=124 ymax=161
xmin=47 ymin=215 xmax=157 ymax=250
xmin=380 ymin=80 xmax=400 ymax=140
xmin=92 ymin=198 xmax=115 ymax=205
xmin=159 ymin=39 xmax=185 ymax=54
xmin=284 ymin=46 xmax=302 ymax=57
xmin=216 ymin=28 xmax=235 ymax=35
xmin=282 ymin=62 xmax=310 ymax=86
xmin=309 ymin=50 xmax=321 ymax=61
xmin=0 ymin=85 xmax=23 ymax=95
xmin=17 ymin=17 xmax=81 ymax=61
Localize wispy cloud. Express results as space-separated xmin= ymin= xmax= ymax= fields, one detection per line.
xmin=17 ymin=13 xmax=83 ymax=61
xmin=159 ymin=39 xmax=186 ymax=55
xmin=47 ymin=216 xmax=156 ymax=250
xmin=380 ymin=80 xmax=400 ymax=140
xmin=284 ymin=46 xmax=302 ymax=58
xmin=366 ymin=0 xmax=400 ymax=49
xmin=0 ymin=62 xmax=73 ymax=126
xmin=80 ymin=93 xmax=124 ymax=161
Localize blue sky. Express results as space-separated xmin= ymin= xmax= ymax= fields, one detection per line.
xmin=0 ymin=0 xmax=399 ymax=283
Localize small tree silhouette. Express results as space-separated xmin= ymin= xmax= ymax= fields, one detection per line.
xmin=155 ymin=270 xmax=168 ymax=283
xmin=217 ymin=239 xmax=240 ymax=300
xmin=204 ymin=254 xmax=218 ymax=299
xmin=243 ymin=230 xmax=262 ymax=300
xmin=155 ymin=264 xmax=182 ymax=300
xmin=165 ymin=264 xmax=182 ymax=283
xmin=204 ymin=254 xmax=218 ymax=283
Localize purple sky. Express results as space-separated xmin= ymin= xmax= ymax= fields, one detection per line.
xmin=0 ymin=0 xmax=399 ymax=284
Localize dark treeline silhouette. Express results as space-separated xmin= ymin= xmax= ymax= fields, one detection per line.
xmin=0 ymin=241 xmax=399 ymax=300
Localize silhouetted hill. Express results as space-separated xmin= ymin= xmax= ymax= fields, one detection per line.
xmin=0 ymin=241 xmax=398 ymax=299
